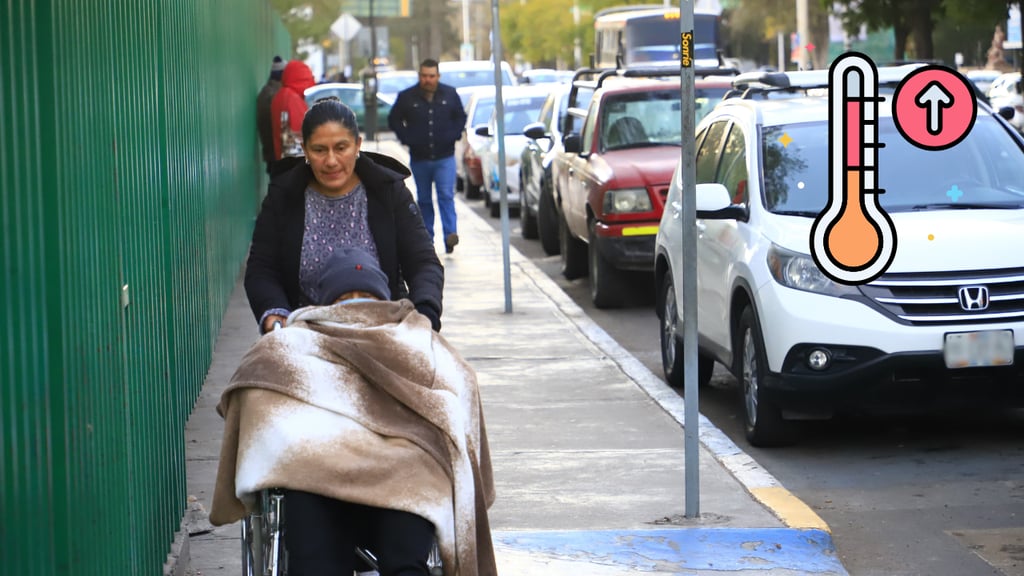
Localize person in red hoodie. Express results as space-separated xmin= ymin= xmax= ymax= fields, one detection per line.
xmin=270 ymin=60 xmax=316 ymax=165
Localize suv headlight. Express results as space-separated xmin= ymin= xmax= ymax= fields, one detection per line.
xmin=767 ymin=244 xmax=859 ymax=297
xmin=603 ymin=188 xmax=653 ymax=214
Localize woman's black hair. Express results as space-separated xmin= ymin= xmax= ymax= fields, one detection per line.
xmin=302 ymin=98 xmax=360 ymax=142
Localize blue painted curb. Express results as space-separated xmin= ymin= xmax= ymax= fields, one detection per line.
xmin=494 ymin=528 xmax=848 ymax=574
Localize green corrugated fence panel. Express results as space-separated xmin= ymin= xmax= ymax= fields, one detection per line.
xmin=0 ymin=0 xmax=292 ymax=573
xmin=1 ymin=1 xmax=55 ymax=574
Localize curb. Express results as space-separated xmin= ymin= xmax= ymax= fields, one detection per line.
xmin=501 ymin=213 xmax=831 ymax=534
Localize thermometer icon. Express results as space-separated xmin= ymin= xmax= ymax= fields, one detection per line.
xmin=811 ymin=52 xmax=897 ymax=285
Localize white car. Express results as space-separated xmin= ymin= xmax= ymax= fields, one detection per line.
xmin=655 ymin=67 xmax=1024 ymax=446
xmin=457 ymin=86 xmax=496 ymax=199
xmin=987 ymin=72 xmax=1024 ymax=132
xmin=474 ymin=85 xmax=551 ymax=217
xmin=439 ymin=60 xmax=517 ymax=107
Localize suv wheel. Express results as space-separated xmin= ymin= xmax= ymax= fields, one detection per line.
xmin=589 ymin=221 xmax=625 ymax=308
xmin=660 ymin=273 xmax=713 ymax=389
xmin=465 ymin=180 xmax=482 ymax=200
xmin=736 ymin=305 xmax=797 ymax=447
xmin=559 ymin=215 xmax=588 ymax=280
xmin=538 ymin=183 xmax=560 ymax=256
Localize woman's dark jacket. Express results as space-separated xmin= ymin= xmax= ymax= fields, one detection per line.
xmin=244 ymin=151 xmax=444 ymax=331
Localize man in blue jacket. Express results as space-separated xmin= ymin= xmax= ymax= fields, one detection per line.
xmin=388 ymin=58 xmax=468 ymax=254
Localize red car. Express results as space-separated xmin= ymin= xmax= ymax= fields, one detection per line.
xmin=557 ymin=74 xmax=730 ymax=307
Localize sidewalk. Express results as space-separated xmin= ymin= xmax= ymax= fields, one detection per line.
xmin=181 ymin=139 xmax=849 ymax=575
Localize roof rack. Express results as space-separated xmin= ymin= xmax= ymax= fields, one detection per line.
xmin=562 ymin=64 xmax=740 ymax=133
xmin=724 ymin=63 xmax=928 ymax=100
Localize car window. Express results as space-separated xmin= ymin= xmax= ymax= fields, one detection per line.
xmin=600 ymin=90 xmax=682 ymax=151
xmin=471 ymin=97 xmax=495 ymax=127
xmin=717 ymin=124 xmax=748 ymax=205
xmin=496 ymin=95 xmax=548 ymax=134
xmin=696 ymin=120 xmax=729 ymax=183
xmin=761 ymin=115 xmax=1024 ymax=213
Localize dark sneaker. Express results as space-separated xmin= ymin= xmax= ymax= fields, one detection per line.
xmin=445 ymin=233 xmax=459 ymax=254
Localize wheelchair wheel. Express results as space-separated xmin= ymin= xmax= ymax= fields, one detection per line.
xmin=241 ymin=489 xmax=288 ymax=576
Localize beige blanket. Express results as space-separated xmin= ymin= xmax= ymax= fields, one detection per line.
xmin=209 ymin=299 xmax=496 ymax=576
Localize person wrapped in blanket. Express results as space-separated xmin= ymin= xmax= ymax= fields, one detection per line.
xmin=210 ymin=247 xmax=496 ymax=576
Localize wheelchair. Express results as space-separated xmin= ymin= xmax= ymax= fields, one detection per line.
xmin=241 ymin=488 xmax=444 ymax=576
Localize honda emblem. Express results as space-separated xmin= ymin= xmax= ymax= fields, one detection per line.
xmin=958 ymin=286 xmax=989 ymax=311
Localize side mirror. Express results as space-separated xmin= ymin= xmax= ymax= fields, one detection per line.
xmin=475 ymin=125 xmax=491 ymax=137
xmin=523 ymin=122 xmax=548 ymax=140
xmin=563 ymin=133 xmax=581 ymax=154
xmin=999 ymin=106 xmax=1016 ymax=121
xmin=696 ymin=183 xmax=748 ymax=221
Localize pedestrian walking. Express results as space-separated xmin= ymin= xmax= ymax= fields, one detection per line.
xmin=270 ymin=60 xmax=316 ymax=166
xmin=257 ymin=56 xmax=286 ymax=174
xmin=387 ymin=58 xmax=467 ymax=254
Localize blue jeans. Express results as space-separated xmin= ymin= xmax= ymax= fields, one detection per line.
xmin=410 ymin=156 xmax=456 ymax=240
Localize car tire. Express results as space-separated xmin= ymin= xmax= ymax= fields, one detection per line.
xmin=588 ymin=221 xmax=625 ymax=308
xmin=456 ymin=175 xmax=464 ymax=192
xmin=538 ymin=181 xmax=560 ymax=256
xmin=559 ymin=215 xmax=588 ymax=280
xmin=465 ymin=181 xmax=482 ymax=200
xmin=660 ymin=273 xmax=713 ymax=389
xmin=736 ymin=305 xmax=798 ymax=447
xmin=490 ymin=199 xmax=501 ymax=218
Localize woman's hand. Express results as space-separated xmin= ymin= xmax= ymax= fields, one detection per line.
xmin=263 ymin=314 xmax=287 ymax=334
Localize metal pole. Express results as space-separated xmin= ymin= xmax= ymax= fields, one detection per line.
xmin=491 ymin=0 xmax=512 ymax=313
xmin=678 ymin=0 xmax=699 ymax=518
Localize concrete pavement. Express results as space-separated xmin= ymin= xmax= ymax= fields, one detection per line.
xmin=180 ymin=138 xmax=849 ymax=575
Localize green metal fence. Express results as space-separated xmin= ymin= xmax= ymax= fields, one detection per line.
xmin=1 ymin=1 xmax=290 ymax=573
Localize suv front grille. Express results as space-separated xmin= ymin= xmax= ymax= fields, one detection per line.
xmin=859 ymin=268 xmax=1024 ymax=325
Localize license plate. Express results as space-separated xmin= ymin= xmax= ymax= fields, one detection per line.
xmin=943 ymin=330 xmax=1015 ymax=369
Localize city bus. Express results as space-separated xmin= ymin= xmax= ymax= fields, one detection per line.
xmin=593 ymin=4 xmax=722 ymax=69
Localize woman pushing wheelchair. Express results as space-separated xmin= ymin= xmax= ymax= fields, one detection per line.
xmin=209 ymin=99 xmax=496 ymax=576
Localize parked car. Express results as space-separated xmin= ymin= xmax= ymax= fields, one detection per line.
xmin=557 ymin=72 xmax=730 ymax=307
xmin=303 ymin=83 xmax=393 ymax=132
xmin=376 ymin=69 xmax=418 ymax=103
xmin=654 ymin=67 xmax=1024 ymax=447
xmin=520 ymin=83 xmax=572 ymax=253
xmin=439 ymin=60 xmax=517 ymax=106
xmin=987 ymin=72 xmax=1024 ymax=132
xmin=520 ymin=68 xmax=574 ymax=85
xmin=475 ymin=85 xmax=551 ymax=217
xmin=457 ymin=86 xmax=496 ymax=199
xmin=966 ymin=69 xmax=1002 ymax=95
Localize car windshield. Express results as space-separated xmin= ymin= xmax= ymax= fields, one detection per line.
xmin=471 ymin=97 xmax=495 ymax=126
xmin=378 ymin=73 xmax=416 ymax=95
xmin=442 ymin=69 xmax=514 ymax=89
xmin=600 ymin=87 xmax=725 ymax=151
xmin=305 ymin=87 xmax=363 ymax=108
xmin=761 ymin=115 xmax=1024 ymax=214
xmin=499 ymin=95 xmax=548 ymax=133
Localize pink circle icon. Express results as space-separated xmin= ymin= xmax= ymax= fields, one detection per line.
xmin=893 ymin=66 xmax=977 ymax=150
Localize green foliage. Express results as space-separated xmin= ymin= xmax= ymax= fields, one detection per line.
xmin=269 ymin=0 xmax=345 ymax=54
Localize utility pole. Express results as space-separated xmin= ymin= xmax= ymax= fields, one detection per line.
xmin=796 ymin=0 xmax=811 ymax=70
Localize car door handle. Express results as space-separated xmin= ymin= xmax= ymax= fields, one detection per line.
xmin=568 ymin=167 xmax=575 ymax=176
xmin=670 ymin=200 xmax=682 ymax=218
xmin=696 ymin=221 xmax=706 ymax=233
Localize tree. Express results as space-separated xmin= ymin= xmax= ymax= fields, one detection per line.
xmin=722 ymin=0 xmax=830 ymax=69
xmin=269 ymin=0 xmax=345 ymax=55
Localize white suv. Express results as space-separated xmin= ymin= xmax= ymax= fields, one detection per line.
xmin=655 ymin=68 xmax=1024 ymax=446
